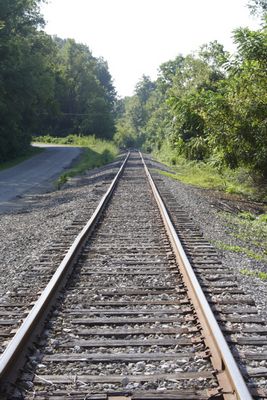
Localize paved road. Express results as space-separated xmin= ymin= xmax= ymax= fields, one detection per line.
xmin=0 ymin=145 xmax=82 ymax=207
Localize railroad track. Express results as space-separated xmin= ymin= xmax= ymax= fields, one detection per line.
xmin=0 ymin=152 xmax=266 ymax=399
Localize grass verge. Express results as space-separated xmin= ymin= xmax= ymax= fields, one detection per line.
xmin=152 ymin=141 xmax=267 ymax=201
xmin=240 ymin=269 xmax=267 ymax=281
xmin=34 ymin=135 xmax=119 ymax=188
xmin=212 ymin=210 xmax=267 ymax=263
xmin=0 ymin=146 xmax=44 ymax=171
xmin=222 ymin=211 xmax=267 ymax=249
xmin=213 ymin=240 xmax=266 ymax=262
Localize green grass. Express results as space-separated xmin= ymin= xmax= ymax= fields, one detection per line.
xmin=34 ymin=135 xmax=119 ymax=188
xmin=0 ymin=146 xmax=44 ymax=171
xmin=152 ymin=140 xmax=267 ymax=265
xmin=221 ymin=211 xmax=267 ymax=251
xmin=213 ymin=240 xmax=266 ymax=262
xmin=211 ymin=210 xmax=267 ymax=262
xmin=240 ymin=268 xmax=267 ymax=281
xmin=152 ymin=140 xmax=267 ymax=201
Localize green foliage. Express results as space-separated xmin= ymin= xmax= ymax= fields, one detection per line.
xmin=153 ymin=139 xmax=267 ymax=200
xmin=0 ymin=0 xmax=54 ymax=162
xmin=213 ymin=241 xmax=265 ymax=262
xmin=238 ymin=211 xmax=256 ymax=221
xmin=259 ymin=213 xmax=267 ymax=223
xmin=240 ymin=269 xmax=267 ymax=281
xmin=221 ymin=211 xmax=267 ymax=249
xmin=0 ymin=2 xmax=116 ymax=163
xmin=202 ymin=27 xmax=267 ymax=175
xmin=209 ymin=197 xmax=267 ymax=266
xmin=211 ymin=209 xmax=267 ymax=264
xmin=116 ymin=21 xmax=267 ymax=181
xmin=42 ymin=38 xmax=116 ymax=138
xmin=55 ymin=147 xmax=117 ymax=189
xmin=34 ymin=134 xmax=118 ymax=155
xmin=248 ymin=0 xmax=267 ymax=18
xmin=114 ymin=77 xmax=156 ymax=148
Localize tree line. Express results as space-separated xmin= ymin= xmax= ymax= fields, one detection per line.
xmin=0 ymin=0 xmax=116 ymax=162
xmin=1 ymin=0 xmax=266 ymax=180
xmin=115 ymin=2 xmax=267 ymax=178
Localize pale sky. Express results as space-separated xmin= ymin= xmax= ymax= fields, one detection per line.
xmin=40 ymin=0 xmax=260 ymax=97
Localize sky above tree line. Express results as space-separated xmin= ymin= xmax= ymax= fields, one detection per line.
xmin=40 ymin=0 xmax=260 ymax=97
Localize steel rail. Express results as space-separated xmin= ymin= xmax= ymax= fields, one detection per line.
xmin=140 ymin=152 xmax=252 ymax=400
xmin=0 ymin=152 xmax=130 ymax=389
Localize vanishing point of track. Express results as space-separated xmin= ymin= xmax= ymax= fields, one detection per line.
xmin=0 ymin=152 xmax=265 ymax=399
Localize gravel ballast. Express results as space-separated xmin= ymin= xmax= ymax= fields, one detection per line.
xmin=1 ymin=154 xmax=267 ymax=398
xmin=148 ymin=157 xmax=267 ymax=321
xmin=0 ymin=157 xmax=124 ymax=299
xmin=0 ymin=154 xmax=266 ymax=317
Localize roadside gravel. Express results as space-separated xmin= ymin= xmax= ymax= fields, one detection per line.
xmin=0 ymin=156 xmax=124 ymax=298
xmin=147 ymin=157 xmax=267 ymax=321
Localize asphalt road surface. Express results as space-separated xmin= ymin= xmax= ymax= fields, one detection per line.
xmin=0 ymin=145 xmax=82 ymax=209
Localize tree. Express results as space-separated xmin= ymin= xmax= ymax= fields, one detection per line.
xmin=0 ymin=0 xmax=55 ymax=161
xmin=248 ymin=0 xmax=267 ymax=17
xmin=157 ymin=55 xmax=184 ymax=92
xmin=39 ymin=38 xmax=116 ymax=139
xmin=203 ymin=26 xmax=267 ymax=174
xmin=114 ymin=76 xmax=156 ymax=148
xmin=0 ymin=1 xmax=117 ymax=162
xmin=115 ymin=11 xmax=267 ymax=179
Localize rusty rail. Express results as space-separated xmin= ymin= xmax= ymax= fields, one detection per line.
xmin=140 ymin=152 xmax=252 ymax=400
xmin=0 ymin=152 xmax=130 ymax=389
xmin=0 ymin=151 xmax=253 ymax=399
